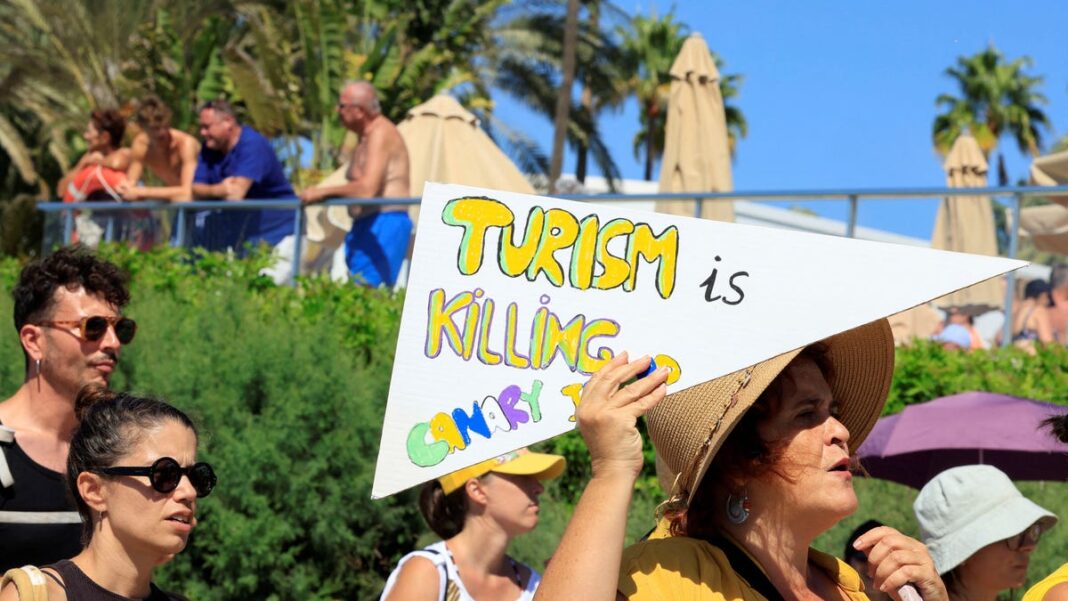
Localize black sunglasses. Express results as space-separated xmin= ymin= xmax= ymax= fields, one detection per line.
xmin=93 ymin=456 xmax=217 ymax=498
xmin=37 ymin=315 xmax=137 ymax=344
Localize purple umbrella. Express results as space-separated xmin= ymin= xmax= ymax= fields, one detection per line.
xmin=857 ymin=391 xmax=1068 ymax=489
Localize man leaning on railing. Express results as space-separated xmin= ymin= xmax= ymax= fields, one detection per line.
xmin=191 ymin=99 xmax=298 ymax=283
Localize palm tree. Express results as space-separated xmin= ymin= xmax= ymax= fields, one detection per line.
xmin=619 ymin=11 xmax=747 ymax=181
xmin=620 ymin=9 xmax=687 ymax=181
xmin=932 ymin=45 xmax=1052 ymax=185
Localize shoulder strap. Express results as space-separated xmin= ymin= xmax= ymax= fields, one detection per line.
xmin=0 ymin=426 xmax=15 ymax=489
xmin=1 ymin=566 xmax=51 ymax=601
xmin=421 ymin=546 xmax=462 ymax=601
xmin=705 ymin=536 xmax=785 ymax=601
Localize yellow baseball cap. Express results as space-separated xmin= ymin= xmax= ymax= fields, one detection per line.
xmin=438 ymin=448 xmax=566 ymax=494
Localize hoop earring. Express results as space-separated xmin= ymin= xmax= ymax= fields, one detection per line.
xmin=725 ymin=490 xmax=751 ymax=524
xmin=35 ymin=358 xmax=42 ymax=393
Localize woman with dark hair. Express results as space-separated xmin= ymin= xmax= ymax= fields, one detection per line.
xmin=0 ymin=387 xmax=215 ymax=600
xmin=534 ymin=320 xmax=948 ymax=601
xmin=381 ymin=448 xmax=565 ymax=601
xmin=58 ymin=109 xmax=133 ymax=247
xmin=999 ymin=279 xmax=1055 ymax=349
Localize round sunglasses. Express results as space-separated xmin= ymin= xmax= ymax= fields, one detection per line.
xmin=93 ymin=456 xmax=217 ymax=497
xmin=37 ymin=315 xmax=137 ymax=344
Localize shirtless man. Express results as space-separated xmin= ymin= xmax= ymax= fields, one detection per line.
xmin=0 ymin=247 xmax=133 ymax=570
xmin=300 ymin=81 xmax=412 ymax=287
xmin=118 ymin=95 xmax=200 ymax=202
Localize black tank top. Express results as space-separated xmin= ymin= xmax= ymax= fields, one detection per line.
xmin=0 ymin=427 xmax=82 ymax=571
xmin=47 ymin=560 xmax=176 ymax=601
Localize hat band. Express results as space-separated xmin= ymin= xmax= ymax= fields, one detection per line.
xmin=658 ymin=367 xmax=755 ymax=517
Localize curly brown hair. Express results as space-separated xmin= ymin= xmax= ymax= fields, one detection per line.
xmin=667 ymin=344 xmax=833 ymax=539
xmin=12 ymin=246 xmax=130 ymax=367
xmin=90 ymin=108 xmax=126 ymax=149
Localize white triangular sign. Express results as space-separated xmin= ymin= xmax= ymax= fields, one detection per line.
xmin=371 ymin=183 xmax=1024 ymax=498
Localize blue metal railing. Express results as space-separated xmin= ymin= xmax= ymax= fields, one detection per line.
xmin=36 ymin=185 xmax=1068 ymax=347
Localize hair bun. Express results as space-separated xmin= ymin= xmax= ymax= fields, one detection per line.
xmin=75 ymin=384 xmax=116 ymax=421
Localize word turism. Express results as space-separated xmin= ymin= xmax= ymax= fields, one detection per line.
xmin=442 ymin=196 xmax=679 ymax=299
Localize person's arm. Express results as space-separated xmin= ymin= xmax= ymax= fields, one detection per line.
xmin=123 ymin=138 xmax=198 ymax=202
xmin=1036 ymin=308 xmax=1055 ymax=344
xmin=125 ymin=134 xmax=148 ymax=186
xmin=381 ymin=557 xmax=442 ymax=601
xmin=300 ymin=131 xmax=388 ymax=204
xmin=853 ymin=526 xmax=948 ymax=601
xmin=534 ymin=354 xmax=669 ymax=601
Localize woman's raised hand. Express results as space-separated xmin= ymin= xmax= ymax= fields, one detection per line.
xmin=853 ymin=526 xmax=948 ymax=601
xmin=576 ymin=353 xmax=669 ymax=481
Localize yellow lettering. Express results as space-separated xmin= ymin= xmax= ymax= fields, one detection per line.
xmin=593 ymin=218 xmax=634 ymax=290
xmin=425 ymin=289 xmax=471 ymax=358
xmin=499 ymin=208 xmax=545 ymax=277
xmin=526 ymin=209 xmax=579 ymax=287
xmin=577 ymin=318 xmax=620 ymax=375
xmin=442 ymin=197 xmax=514 ymax=275
xmin=625 ymin=224 xmax=678 ymax=298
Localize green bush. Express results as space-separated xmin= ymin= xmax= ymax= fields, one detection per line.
xmin=3 ymin=246 xmax=1067 ymax=598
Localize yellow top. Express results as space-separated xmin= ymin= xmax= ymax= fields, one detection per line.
xmin=618 ymin=535 xmax=867 ymax=601
xmin=1024 ymin=563 xmax=1068 ymax=601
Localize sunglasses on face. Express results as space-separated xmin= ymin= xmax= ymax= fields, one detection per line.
xmin=37 ymin=315 xmax=137 ymax=344
xmin=93 ymin=456 xmax=217 ymax=497
xmin=1005 ymin=522 xmax=1043 ymax=551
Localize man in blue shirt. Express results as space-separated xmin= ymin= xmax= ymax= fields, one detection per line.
xmin=192 ymin=100 xmax=296 ymax=266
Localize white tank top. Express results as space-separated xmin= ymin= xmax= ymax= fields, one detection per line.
xmin=380 ymin=541 xmax=540 ymax=601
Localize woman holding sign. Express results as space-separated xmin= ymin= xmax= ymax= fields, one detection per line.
xmin=381 ymin=448 xmax=565 ymax=601
xmin=535 ymin=319 xmax=949 ymax=601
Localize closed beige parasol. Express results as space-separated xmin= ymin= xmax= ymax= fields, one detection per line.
xmin=656 ymin=33 xmax=734 ymax=222
xmin=931 ymin=133 xmax=1002 ymax=311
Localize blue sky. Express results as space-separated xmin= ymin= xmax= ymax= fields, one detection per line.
xmin=492 ymin=1 xmax=1068 ymax=239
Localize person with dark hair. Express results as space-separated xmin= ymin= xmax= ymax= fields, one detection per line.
xmin=57 ymin=110 xmax=132 ymax=246
xmin=1049 ymin=264 xmax=1068 ymax=344
xmin=191 ymin=99 xmax=297 ymax=281
xmin=1021 ymin=413 xmax=1068 ymax=601
xmin=999 ymin=279 xmax=1055 ymax=349
xmin=844 ymin=520 xmax=891 ymax=601
xmin=0 ymin=387 xmax=214 ymax=600
xmin=0 ymin=246 xmax=134 ymax=571
xmin=118 ymin=95 xmax=200 ymax=203
xmin=534 ymin=321 xmax=948 ymax=601
xmin=915 ymin=465 xmax=1056 ymax=601
xmin=381 ymin=448 xmax=565 ymax=601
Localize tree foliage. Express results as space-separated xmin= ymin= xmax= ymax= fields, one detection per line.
xmin=932 ymin=45 xmax=1052 ymax=170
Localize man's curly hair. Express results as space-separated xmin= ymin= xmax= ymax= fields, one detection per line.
xmin=12 ymin=245 xmax=130 ymax=334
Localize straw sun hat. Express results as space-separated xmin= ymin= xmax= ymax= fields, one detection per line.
xmin=650 ymin=318 xmax=895 ymax=503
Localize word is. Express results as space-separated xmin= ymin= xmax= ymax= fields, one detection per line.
xmin=442 ymin=196 xmax=679 ymax=299
xmin=407 ymin=380 xmax=544 ymax=467
xmin=699 ymin=256 xmax=748 ymax=305
xmin=426 ymin=289 xmax=618 ymax=375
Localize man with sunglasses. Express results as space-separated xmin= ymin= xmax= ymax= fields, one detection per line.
xmin=192 ymin=99 xmax=297 ymax=282
xmin=299 ymin=81 xmax=412 ymax=287
xmin=0 ymin=246 xmax=133 ymax=571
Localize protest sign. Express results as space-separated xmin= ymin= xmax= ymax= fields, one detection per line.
xmin=371 ymin=183 xmax=1024 ymax=499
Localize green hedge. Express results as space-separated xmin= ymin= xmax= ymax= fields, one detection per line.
xmin=2 ymin=247 xmax=1066 ymax=598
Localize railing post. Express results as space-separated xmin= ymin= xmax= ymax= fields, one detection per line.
xmin=693 ymin=196 xmax=703 ymax=219
xmin=846 ymin=195 xmax=859 ymax=238
xmin=173 ymin=206 xmax=187 ymax=248
xmin=289 ymin=203 xmax=304 ymax=285
xmin=63 ymin=208 xmax=74 ymax=245
xmin=104 ymin=215 xmax=115 ymax=243
xmin=1000 ymin=192 xmax=1023 ymax=347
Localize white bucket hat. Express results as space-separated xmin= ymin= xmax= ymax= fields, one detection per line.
xmin=914 ymin=465 xmax=1057 ymax=574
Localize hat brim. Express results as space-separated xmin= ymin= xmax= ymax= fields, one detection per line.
xmin=491 ymin=451 xmax=566 ymax=482
xmin=928 ymin=496 xmax=1058 ymax=574
xmin=650 ymin=318 xmax=895 ymax=502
